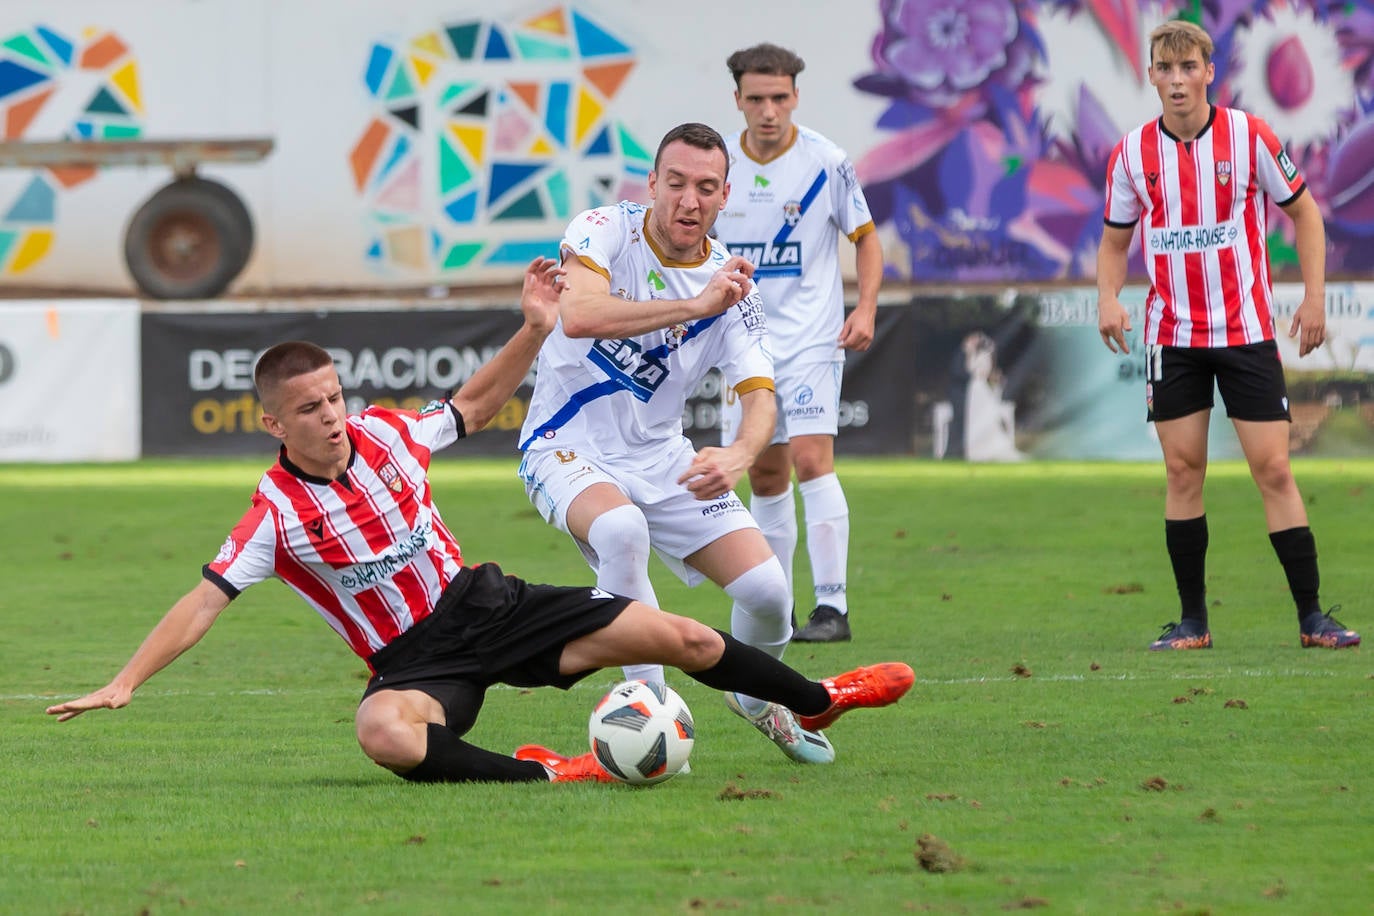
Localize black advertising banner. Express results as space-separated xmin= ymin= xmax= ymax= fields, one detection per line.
xmin=141 ymin=308 xmax=527 ymax=457
xmin=142 ymin=303 xmax=922 ymax=460
xmin=680 ymin=304 xmax=917 ymax=455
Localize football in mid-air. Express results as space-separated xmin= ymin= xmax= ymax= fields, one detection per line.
xmin=588 ymin=680 xmax=694 ymax=785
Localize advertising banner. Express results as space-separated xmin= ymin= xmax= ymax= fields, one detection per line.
xmin=141 ymin=307 xmax=527 ymax=457
xmin=0 ymin=301 xmax=139 ymax=461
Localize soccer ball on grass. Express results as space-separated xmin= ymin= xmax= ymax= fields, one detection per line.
xmin=588 ymin=680 xmax=694 ymax=785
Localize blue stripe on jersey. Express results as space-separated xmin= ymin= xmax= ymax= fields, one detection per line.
xmin=519 ymin=314 xmax=725 ymax=451
xmin=771 ymin=169 xmax=828 ymax=247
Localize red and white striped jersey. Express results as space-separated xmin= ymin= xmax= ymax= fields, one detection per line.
xmin=205 ymin=400 xmax=465 ymax=666
xmin=1103 ymin=105 xmax=1306 ymax=348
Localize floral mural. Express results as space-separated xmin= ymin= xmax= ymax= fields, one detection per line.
xmin=855 ymin=0 xmax=1374 ymax=281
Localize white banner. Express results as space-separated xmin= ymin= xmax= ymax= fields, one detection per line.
xmin=0 ymin=300 xmax=139 ymax=461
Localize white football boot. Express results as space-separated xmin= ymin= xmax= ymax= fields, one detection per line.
xmin=724 ymin=692 xmax=835 ymax=764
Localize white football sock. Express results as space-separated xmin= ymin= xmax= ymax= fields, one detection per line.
xmin=586 ymin=505 xmax=665 ymax=686
xmin=800 ymin=473 xmax=849 ymax=615
xmin=724 ymin=555 xmax=791 ymax=717
xmin=748 ymin=486 xmax=798 ymax=599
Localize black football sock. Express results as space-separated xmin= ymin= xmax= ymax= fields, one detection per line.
xmin=1165 ymin=515 xmax=1209 ymax=624
xmin=1268 ymin=526 xmax=1322 ymax=620
xmin=401 ymin=723 xmax=547 ymax=783
xmin=683 ymin=629 xmax=831 ymax=716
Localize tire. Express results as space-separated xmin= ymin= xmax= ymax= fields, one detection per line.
xmin=123 ymin=177 xmax=254 ymax=299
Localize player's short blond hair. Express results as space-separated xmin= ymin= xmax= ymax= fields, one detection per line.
xmin=1149 ymin=20 xmax=1213 ymax=65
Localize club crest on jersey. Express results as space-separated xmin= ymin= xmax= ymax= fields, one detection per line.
xmin=555 ymin=449 xmax=578 ymax=464
xmin=664 ymin=323 xmax=688 ymax=350
xmin=378 ymin=462 xmax=404 ymax=493
xmin=783 ymin=200 xmax=802 ymax=226
xmin=1215 ymin=160 xmax=1232 ymax=187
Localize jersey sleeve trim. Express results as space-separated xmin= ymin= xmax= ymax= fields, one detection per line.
xmin=847 ymin=220 xmax=877 ymax=244
xmin=567 ymin=249 xmax=611 ymax=282
xmin=1104 ymin=217 xmax=1138 ymax=228
xmin=733 ymin=375 xmax=776 ymax=395
xmin=202 ymin=566 xmax=240 ymax=600
xmin=1276 ymin=183 xmax=1308 ymax=209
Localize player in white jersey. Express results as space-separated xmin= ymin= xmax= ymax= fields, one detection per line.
xmin=47 ymin=256 xmax=918 ymax=783
xmin=716 ymin=43 xmax=883 ymax=644
xmin=1096 ymin=21 xmax=1357 ymax=652
xmin=519 ymin=122 xmax=836 ymax=764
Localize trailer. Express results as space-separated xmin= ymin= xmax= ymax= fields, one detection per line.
xmin=0 ymin=137 xmax=273 ymax=299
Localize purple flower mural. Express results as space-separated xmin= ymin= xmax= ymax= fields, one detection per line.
xmin=855 ymin=0 xmax=1374 ymax=281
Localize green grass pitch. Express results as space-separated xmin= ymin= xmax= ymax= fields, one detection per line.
xmin=3 ymin=457 xmax=1371 ymax=914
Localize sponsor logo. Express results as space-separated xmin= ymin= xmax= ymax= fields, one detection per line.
xmin=838 ymin=158 xmax=858 ymax=189
xmin=590 ymin=587 xmax=614 ymax=600
xmin=555 ymin=449 xmax=578 ymax=463
xmin=339 ymin=522 xmax=434 ymax=591
xmin=738 ymin=295 xmax=767 ymax=334
xmin=1146 ymin=171 xmax=1159 ymax=188
xmin=378 ymin=462 xmax=404 ymax=493
xmin=1277 ymin=149 xmax=1298 ymax=182
xmin=1145 ymin=219 xmax=1240 ymax=255
xmin=783 ymin=200 xmax=801 ymax=226
xmin=589 ymin=337 xmax=671 ymax=402
xmin=816 ymin=583 xmax=846 ymax=596
xmin=699 ymin=498 xmax=739 ymax=516
xmin=726 ymin=241 xmax=802 ymax=278
xmin=1215 ymin=160 xmax=1232 ymax=187
xmin=794 ymin=385 xmax=814 ymax=406
xmin=304 ymin=517 xmax=326 ymax=541
xmin=1145 ymin=381 xmax=1154 ymax=413
xmin=647 ymin=269 xmax=666 ymax=291
xmin=753 ymin=174 xmax=769 ymax=188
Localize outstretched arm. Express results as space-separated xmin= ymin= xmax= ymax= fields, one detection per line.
xmin=46 ymin=578 xmax=232 ymax=721
xmin=558 ymin=254 xmax=755 ymax=339
xmin=1283 ymin=191 xmax=1328 ymax=357
xmin=451 ymin=256 xmax=563 ymax=432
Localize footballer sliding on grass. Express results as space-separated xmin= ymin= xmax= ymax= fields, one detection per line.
xmin=46 ymin=251 xmax=913 ymax=785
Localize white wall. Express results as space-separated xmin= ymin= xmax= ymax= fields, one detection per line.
xmin=0 ymin=0 xmax=884 ymax=292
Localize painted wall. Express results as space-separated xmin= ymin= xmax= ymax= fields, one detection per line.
xmin=0 ymin=1 xmax=1368 ymax=293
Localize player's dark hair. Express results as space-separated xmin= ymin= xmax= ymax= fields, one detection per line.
xmin=653 ymin=122 xmax=730 ymax=177
xmin=1149 ymin=20 xmax=1213 ymax=65
xmin=726 ymin=43 xmax=805 ymax=87
xmin=254 ymin=341 xmax=334 ymax=407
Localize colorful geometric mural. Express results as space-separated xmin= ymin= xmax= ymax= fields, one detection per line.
xmin=350 ymin=5 xmax=651 ymax=275
xmin=855 ymin=0 xmax=1374 ymax=282
xmin=0 ymin=25 xmax=143 ymax=275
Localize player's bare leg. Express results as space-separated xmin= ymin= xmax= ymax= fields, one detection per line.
xmin=1149 ymin=412 xmax=1214 ymax=650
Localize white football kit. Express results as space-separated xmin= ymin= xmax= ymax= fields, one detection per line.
xmin=518 ymin=200 xmax=774 ymax=583
xmin=716 ymin=124 xmax=876 ymax=445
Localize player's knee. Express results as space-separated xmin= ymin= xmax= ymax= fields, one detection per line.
xmin=1250 ymin=456 xmax=1296 ymax=495
xmin=725 ymin=555 xmax=790 ymax=620
xmin=356 ymin=705 xmax=425 ymax=770
xmin=671 ymin=616 xmax=725 ymax=670
xmin=587 ymin=504 xmax=652 ymax=563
